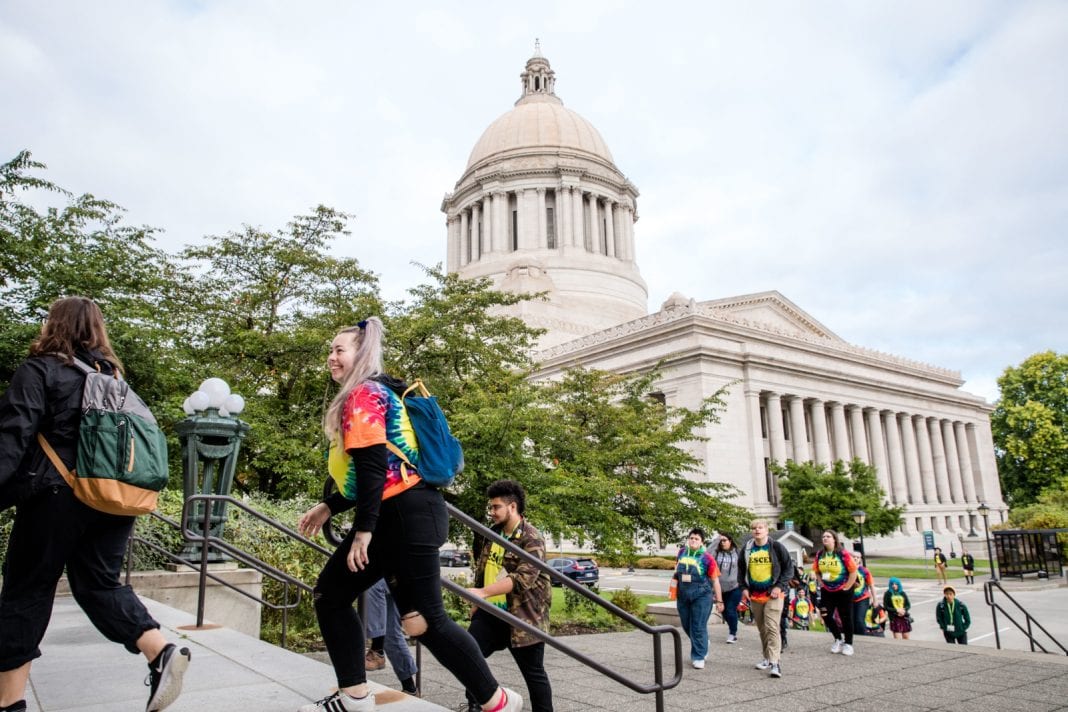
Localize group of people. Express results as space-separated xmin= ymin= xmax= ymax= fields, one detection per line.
xmin=0 ymin=300 xmax=539 ymax=712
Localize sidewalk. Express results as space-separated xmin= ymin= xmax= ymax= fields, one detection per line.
xmin=25 ymin=593 xmax=1068 ymax=712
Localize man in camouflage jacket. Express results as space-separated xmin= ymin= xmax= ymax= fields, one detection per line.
xmin=465 ymin=479 xmax=553 ymax=712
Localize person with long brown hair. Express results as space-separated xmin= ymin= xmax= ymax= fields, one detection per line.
xmin=296 ymin=318 xmax=523 ymax=712
xmin=0 ymin=297 xmax=190 ymax=712
xmin=812 ymin=529 xmax=859 ymax=656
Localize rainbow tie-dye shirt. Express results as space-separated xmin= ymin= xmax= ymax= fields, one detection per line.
xmin=327 ymin=380 xmax=420 ymax=501
xmin=814 ymin=549 xmax=857 ymax=592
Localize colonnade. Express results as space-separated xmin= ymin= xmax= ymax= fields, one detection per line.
xmin=753 ymin=391 xmax=994 ymax=532
xmin=446 ymin=185 xmax=636 ymax=270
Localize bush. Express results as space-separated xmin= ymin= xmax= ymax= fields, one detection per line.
xmin=609 ymin=586 xmax=644 ymax=617
xmin=635 ymin=556 xmax=676 ymax=570
xmin=441 ymin=571 xmax=473 ymax=624
xmin=564 ymin=584 xmax=602 ymax=616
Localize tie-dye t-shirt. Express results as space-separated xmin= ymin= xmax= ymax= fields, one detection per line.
xmin=813 ymin=549 xmax=857 ymax=592
xmin=853 ymin=565 xmax=874 ymax=601
xmin=746 ymin=543 xmax=774 ymax=602
xmin=327 ymin=379 xmax=420 ymax=501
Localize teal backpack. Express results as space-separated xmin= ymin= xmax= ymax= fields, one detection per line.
xmin=386 ymin=380 xmax=464 ymax=488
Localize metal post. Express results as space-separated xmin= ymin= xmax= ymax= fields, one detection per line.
xmin=858 ymin=520 xmax=867 ymax=568
xmin=981 ymin=510 xmax=996 ymax=581
xmin=197 ymin=502 xmax=211 ymax=628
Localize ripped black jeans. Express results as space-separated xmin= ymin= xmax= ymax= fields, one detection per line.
xmin=312 ymin=486 xmax=498 ymax=703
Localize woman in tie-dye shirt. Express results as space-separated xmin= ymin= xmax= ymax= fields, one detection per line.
xmin=812 ymin=530 xmax=859 ymax=656
xmin=296 ymin=319 xmax=521 ymax=712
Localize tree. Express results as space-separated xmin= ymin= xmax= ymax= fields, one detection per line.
xmin=775 ymin=459 xmax=905 ymax=543
xmin=179 ymin=206 xmax=383 ymax=497
xmin=991 ymin=351 xmax=1068 ymax=505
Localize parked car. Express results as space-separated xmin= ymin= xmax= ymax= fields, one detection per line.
xmin=548 ymin=557 xmax=599 ymax=586
xmin=439 ymin=549 xmax=472 ymax=567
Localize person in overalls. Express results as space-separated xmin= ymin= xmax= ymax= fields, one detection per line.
xmin=672 ymin=528 xmax=724 ymax=669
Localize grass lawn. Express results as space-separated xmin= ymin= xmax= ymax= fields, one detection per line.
xmin=548 ymin=585 xmax=668 ymax=634
xmin=867 ymin=555 xmax=990 ymax=567
xmin=863 ymin=555 xmax=990 ymax=581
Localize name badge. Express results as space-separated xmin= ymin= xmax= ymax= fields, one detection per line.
xmin=681 ymin=574 xmax=693 ymax=583
xmin=822 ymin=572 xmax=831 ymax=580
xmin=946 ymin=625 xmax=955 ymax=632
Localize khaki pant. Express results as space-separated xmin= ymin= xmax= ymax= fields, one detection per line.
xmin=750 ymin=596 xmax=784 ymax=664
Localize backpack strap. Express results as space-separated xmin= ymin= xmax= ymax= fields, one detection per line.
xmin=36 ymin=433 xmax=77 ymax=489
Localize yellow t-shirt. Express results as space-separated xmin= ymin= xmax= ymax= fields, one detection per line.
xmin=483 ymin=541 xmax=509 ymax=609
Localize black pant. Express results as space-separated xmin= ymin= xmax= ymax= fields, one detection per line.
xmin=465 ymin=610 xmax=553 ymax=712
xmin=818 ymin=587 xmax=854 ymax=645
xmin=943 ymin=631 xmax=968 ymax=644
xmin=0 ymin=486 xmax=159 ymax=670
xmin=313 ymin=486 xmax=498 ymax=702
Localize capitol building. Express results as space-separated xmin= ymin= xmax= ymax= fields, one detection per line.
xmin=441 ymin=49 xmax=1007 ymax=553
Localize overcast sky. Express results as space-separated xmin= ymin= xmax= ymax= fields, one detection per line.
xmin=3 ymin=1 xmax=1066 ymax=403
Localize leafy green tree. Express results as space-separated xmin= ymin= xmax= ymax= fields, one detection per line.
xmin=775 ymin=459 xmax=904 ymax=543
xmin=991 ymin=351 xmax=1068 ymax=505
xmin=179 ymin=206 xmax=383 ymax=497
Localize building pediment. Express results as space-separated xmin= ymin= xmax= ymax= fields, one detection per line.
xmin=699 ymin=291 xmax=846 ymax=343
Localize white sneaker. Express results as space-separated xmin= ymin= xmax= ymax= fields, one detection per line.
xmin=494 ymin=688 xmax=523 ymax=712
xmin=841 ymin=643 xmax=854 ymax=656
xmin=726 ymin=634 xmax=738 ymax=644
xmin=768 ymin=663 xmax=782 ymax=678
xmin=692 ymin=659 xmax=705 ymax=669
xmin=830 ymin=639 xmax=843 ymax=654
xmin=755 ymin=659 xmax=772 ymax=670
xmin=298 ymin=691 xmax=375 ymax=712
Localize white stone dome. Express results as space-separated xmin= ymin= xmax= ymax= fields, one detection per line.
xmin=466 ymin=95 xmax=615 ymax=171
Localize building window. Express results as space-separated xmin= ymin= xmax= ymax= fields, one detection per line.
xmin=583 ymin=202 xmax=593 ymax=251
xmin=477 ymin=221 xmax=483 ymax=257
xmin=465 ymin=221 xmax=472 ymax=263
xmin=760 ymin=406 xmax=768 ymax=439
xmin=915 ymin=517 xmax=922 ymax=532
xmin=512 ymin=210 xmax=518 ymax=251
xmin=648 ymin=391 xmax=666 ymax=406
xmin=782 ymin=409 xmax=791 ymax=441
xmin=602 ymin=217 xmax=608 ymax=254
xmin=546 ymin=207 xmax=556 ymax=249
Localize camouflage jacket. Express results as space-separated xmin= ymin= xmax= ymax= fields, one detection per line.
xmin=473 ymin=517 xmax=552 ymax=647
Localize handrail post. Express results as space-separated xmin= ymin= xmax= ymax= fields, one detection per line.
xmin=282 ymin=581 xmax=289 ymax=649
xmin=653 ymin=632 xmax=664 ymax=712
xmin=196 ymin=498 xmax=211 ymax=628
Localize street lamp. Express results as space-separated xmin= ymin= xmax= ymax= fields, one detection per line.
xmin=977 ymin=502 xmax=996 ymax=581
xmin=966 ymin=509 xmax=978 ymax=538
xmin=851 ymin=509 xmax=867 ymax=567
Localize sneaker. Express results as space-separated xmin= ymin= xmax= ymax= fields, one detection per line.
xmin=692 ymin=659 xmax=705 ymax=669
xmin=0 ymin=701 xmax=27 ymax=712
xmin=726 ymin=634 xmax=738 ymax=644
xmin=145 ymin=644 xmax=191 ymax=712
xmin=490 ymin=687 xmax=523 ymax=712
xmin=830 ymin=639 xmax=843 ymax=654
xmin=755 ymin=659 xmax=772 ymax=670
xmin=298 ymin=690 xmax=375 ymax=712
xmin=769 ymin=663 xmax=782 ymax=678
xmin=841 ymin=643 xmax=854 ymax=656
xmin=365 ymin=648 xmax=386 ymax=671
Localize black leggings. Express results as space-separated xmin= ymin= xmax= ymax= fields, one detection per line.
xmin=818 ymin=587 xmax=855 ymax=645
xmin=0 ymin=486 xmax=159 ymax=670
xmin=466 ymin=610 xmax=553 ymax=712
xmin=313 ymin=486 xmax=498 ymax=703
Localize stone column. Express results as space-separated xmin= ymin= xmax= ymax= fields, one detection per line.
xmin=848 ymin=405 xmax=869 ymax=464
xmin=765 ymin=393 xmax=786 ymax=502
xmin=537 ymin=188 xmax=547 ymax=248
xmin=514 ymin=189 xmax=527 ymax=250
xmin=572 ymin=188 xmax=585 ymax=250
xmin=493 ymin=192 xmax=508 ymax=253
xmin=955 ymin=422 xmax=978 ymax=504
xmin=621 ymin=203 xmax=635 ymax=259
xmin=558 ymin=186 xmax=572 ymax=247
xmin=866 ymin=408 xmax=891 ymax=494
xmin=928 ymin=418 xmax=951 ymax=504
xmin=942 ymin=420 xmax=964 ymax=504
xmin=447 ymin=214 xmax=461 ymax=270
xmin=470 ymin=202 xmax=482 ymax=260
xmin=612 ymin=204 xmax=625 ymax=259
xmin=788 ymin=396 xmax=809 ymax=462
xmin=458 ymin=210 xmax=468 ymax=270
xmin=810 ymin=399 xmax=831 ymax=465
xmin=830 ymin=402 xmax=850 ymax=461
xmin=900 ymin=413 xmax=923 ymax=504
xmin=883 ymin=411 xmax=908 ymax=505
xmin=914 ymin=415 xmax=938 ymax=504
xmin=481 ymin=194 xmax=493 ymax=255
xmin=746 ymin=390 xmax=770 ymax=506
xmin=586 ymin=193 xmax=599 ymax=252
xmin=604 ymin=200 xmax=616 ymax=257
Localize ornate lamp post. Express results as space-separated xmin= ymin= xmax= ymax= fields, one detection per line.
xmin=977 ymin=502 xmax=996 ymax=581
xmin=176 ymin=378 xmax=249 ymax=564
xmin=851 ymin=509 xmax=867 ymax=567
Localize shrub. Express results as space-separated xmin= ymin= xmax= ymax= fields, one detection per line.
xmin=564 ymin=584 xmax=602 ymax=616
xmin=609 ymin=586 xmax=643 ymax=617
xmin=635 ymin=556 xmax=676 ymax=570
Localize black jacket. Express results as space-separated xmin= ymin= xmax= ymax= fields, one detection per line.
xmin=0 ymin=351 xmax=111 ymax=508
xmin=737 ymin=536 xmax=795 ymax=594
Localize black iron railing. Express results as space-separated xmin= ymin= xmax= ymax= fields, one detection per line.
xmin=983 ymin=579 xmax=1068 ymax=655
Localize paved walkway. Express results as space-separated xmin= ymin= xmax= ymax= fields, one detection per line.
xmin=25 ymin=592 xmax=1068 ymax=712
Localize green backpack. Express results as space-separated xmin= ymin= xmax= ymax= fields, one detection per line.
xmin=38 ymin=358 xmax=169 ymax=515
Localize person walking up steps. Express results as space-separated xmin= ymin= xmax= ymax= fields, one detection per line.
xmin=738 ymin=520 xmax=793 ymax=679
xmin=0 ymin=297 xmax=190 ymax=712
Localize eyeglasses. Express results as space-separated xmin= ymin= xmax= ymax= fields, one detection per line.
xmin=486 ymin=503 xmax=508 ymax=514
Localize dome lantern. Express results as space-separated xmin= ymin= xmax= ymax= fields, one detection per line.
xmin=518 ymin=40 xmax=558 ymax=105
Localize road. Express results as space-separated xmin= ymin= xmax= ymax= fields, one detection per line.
xmin=595 ymin=568 xmax=1068 ymax=655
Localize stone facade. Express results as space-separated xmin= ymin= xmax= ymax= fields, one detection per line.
xmin=443 ymin=50 xmax=1008 ymax=553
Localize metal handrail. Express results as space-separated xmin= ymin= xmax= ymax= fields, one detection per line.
xmin=127 ymin=493 xmax=684 ymax=712
xmin=440 ymin=502 xmax=683 ymax=712
xmin=983 ymin=579 xmax=1068 ymax=655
